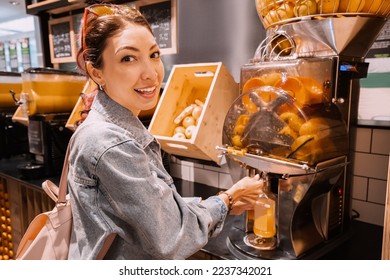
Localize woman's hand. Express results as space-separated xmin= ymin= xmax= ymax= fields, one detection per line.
xmin=219 ymin=174 xmax=263 ymax=215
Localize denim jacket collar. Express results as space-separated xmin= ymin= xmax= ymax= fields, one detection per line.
xmin=92 ymin=90 xmax=155 ymax=149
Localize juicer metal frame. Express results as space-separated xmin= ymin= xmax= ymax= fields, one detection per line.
xmin=220 ymin=15 xmax=388 ymax=259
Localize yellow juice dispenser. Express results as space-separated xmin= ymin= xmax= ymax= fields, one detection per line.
xmin=0 ymin=71 xmax=22 ymax=110
xmin=12 ymin=68 xmax=87 ymax=178
xmin=217 ymin=0 xmax=389 ymax=259
xmin=0 ymin=71 xmax=29 ymax=158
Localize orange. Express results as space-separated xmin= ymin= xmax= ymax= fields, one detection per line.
xmin=279 ymin=111 xmax=305 ymax=132
xmin=319 ymin=0 xmax=340 ymax=13
xmin=241 ymin=74 xmax=282 ymax=112
xmin=236 ymin=114 xmax=251 ymax=126
xmin=361 ymin=0 xmax=383 ymax=13
xmin=338 ymin=0 xmax=365 ymax=12
xmin=260 ymin=72 xmax=282 ymax=86
xmin=294 ymin=0 xmax=318 ymax=16
xmin=299 ymin=117 xmax=330 ymax=136
xmin=263 ymin=9 xmax=281 ymax=28
xmin=231 ymin=134 xmax=243 ymax=147
xmin=271 ymin=35 xmax=293 ymax=56
xmin=233 ymin=124 xmax=246 ymax=136
xmin=242 ymin=77 xmax=265 ymax=113
xmin=242 ymin=77 xmax=266 ymax=93
xmin=279 ymin=125 xmax=298 ymax=139
xmin=377 ymin=0 xmax=390 ymax=14
xmin=296 ymin=76 xmax=324 ymax=105
xmin=256 ymin=0 xmax=272 ymax=17
xmin=290 ymin=134 xmax=315 ymax=153
xmin=274 ymin=75 xmax=304 ymax=99
xmin=241 ymin=94 xmax=259 ymax=113
xmin=277 ymin=103 xmax=298 ymax=115
xmin=277 ymin=2 xmax=295 ymax=20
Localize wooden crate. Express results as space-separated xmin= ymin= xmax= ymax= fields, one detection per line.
xmin=66 ymin=79 xmax=97 ymax=131
xmin=148 ymin=62 xmax=239 ymax=164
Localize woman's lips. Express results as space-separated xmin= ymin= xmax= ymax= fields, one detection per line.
xmin=134 ymin=86 xmax=157 ymax=98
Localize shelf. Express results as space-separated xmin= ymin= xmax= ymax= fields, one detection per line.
xmin=25 ymin=0 xmax=70 ymax=15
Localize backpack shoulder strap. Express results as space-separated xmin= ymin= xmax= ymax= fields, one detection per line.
xmin=65 ymin=137 xmax=116 ymax=259
xmin=96 ymin=233 xmax=117 ymax=260
xmin=57 ymin=143 xmax=71 ymax=204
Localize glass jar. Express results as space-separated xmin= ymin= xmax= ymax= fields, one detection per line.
xmin=254 ymin=180 xmax=276 ymax=239
xmin=244 ymin=175 xmax=277 ymax=250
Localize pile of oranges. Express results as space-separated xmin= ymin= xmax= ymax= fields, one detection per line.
xmin=0 ymin=185 xmax=13 ymax=260
xmin=229 ymin=72 xmax=347 ymax=165
xmin=256 ymin=0 xmax=390 ymax=28
xmin=240 ymin=72 xmax=326 ymax=111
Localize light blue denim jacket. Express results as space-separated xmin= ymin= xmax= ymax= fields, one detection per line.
xmin=67 ymin=90 xmax=228 ymax=259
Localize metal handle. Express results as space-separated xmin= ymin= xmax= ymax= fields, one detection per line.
xmin=9 ymin=90 xmax=22 ymax=105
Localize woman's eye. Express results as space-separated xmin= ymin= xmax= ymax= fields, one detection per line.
xmin=121 ymin=56 xmax=135 ymax=62
xmin=151 ymin=51 xmax=161 ymax=59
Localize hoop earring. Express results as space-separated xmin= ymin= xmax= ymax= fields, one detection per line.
xmin=98 ymin=84 xmax=104 ymax=91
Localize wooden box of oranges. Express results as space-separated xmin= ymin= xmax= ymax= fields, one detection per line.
xmin=148 ymin=62 xmax=239 ymax=164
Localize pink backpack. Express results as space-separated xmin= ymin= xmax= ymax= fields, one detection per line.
xmin=15 ymin=145 xmax=115 ymax=260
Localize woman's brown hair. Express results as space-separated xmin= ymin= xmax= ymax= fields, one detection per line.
xmin=77 ymin=4 xmax=153 ymax=75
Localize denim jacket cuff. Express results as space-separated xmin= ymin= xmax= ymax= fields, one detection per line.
xmin=203 ymin=196 xmax=228 ymax=238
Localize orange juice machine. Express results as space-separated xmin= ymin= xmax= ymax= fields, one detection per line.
xmin=11 ymin=68 xmax=86 ymax=178
xmin=0 ymin=71 xmax=29 ymax=159
xmin=217 ymin=1 xmax=389 ymax=259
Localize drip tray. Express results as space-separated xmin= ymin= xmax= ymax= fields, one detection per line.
xmin=226 ymin=226 xmax=353 ymax=260
xmin=227 ymin=227 xmax=293 ymax=260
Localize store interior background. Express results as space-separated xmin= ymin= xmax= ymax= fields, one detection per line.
xmin=0 ymin=0 xmax=389 ymax=228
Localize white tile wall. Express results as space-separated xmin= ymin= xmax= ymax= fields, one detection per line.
xmin=367 ymin=178 xmax=387 ymax=205
xmin=353 ymin=152 xmax=388 ymax=180
xmin=170 ymin=156 xmax=233 ymax=190
xmin=352 ymin=176 xmax=368 ymax=201
xmin=372 ymin=129 xmax=390 ymax=155
xmin=169 ymin=127 xmax=390 ymax=226
xmin=351 ymin=128 xmax=390 ymax=226
xmin=352 ymin=200 xmax=385 ymax=226
xmin=354 ymin=128 xmax=372 ymax=153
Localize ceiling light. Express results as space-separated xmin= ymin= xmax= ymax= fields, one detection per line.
xmin=9 ymin=1 xmax=20 ymax=5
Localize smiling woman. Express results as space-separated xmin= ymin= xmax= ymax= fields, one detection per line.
xmin=65 ymin=3 xmax=264 ymax=260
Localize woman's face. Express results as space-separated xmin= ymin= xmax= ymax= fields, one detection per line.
xmin=91 ymin=22 xmax=164 ymax=116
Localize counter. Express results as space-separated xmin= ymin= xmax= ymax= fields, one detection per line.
xmin=358 ymin=119 xmax=390 ymax=129
xmin=0 ymin=155 xmax=384 ymax=260
xmin=175 ymin=180 xmax=384 ymax=260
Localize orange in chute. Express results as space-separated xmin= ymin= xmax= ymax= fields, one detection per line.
xmin=274 ymin=76 xmax=304 ymax=99
xmin=296 ymin=76 xmax=324 ymax=106
xmin=242 ymin=77 xmax=266 ymax=93
xmin=241 ymin=73 xmax=282 ymax=113
xmin=259 ymin=72 xmax=283 ymax=87
xmin=241 ymin=77 xmax=265 ymax=113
